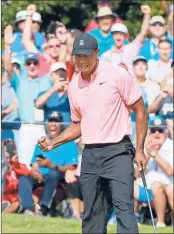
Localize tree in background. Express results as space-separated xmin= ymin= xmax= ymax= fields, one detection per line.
xmin=1 ymin=0 xmax=173 ymax=39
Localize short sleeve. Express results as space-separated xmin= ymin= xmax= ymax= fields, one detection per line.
xmin=115 ymin=66 xmax=142 ymax=106
xmin=68 ymin=89 xmax=81 ymax=123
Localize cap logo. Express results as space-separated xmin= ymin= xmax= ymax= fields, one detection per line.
xmin=154 ymin=119 xmax=161 ymax=126
xmin=80 ymin=40 xmax=84 ymax=46
xmin=51 ymin=111 xmax=58 ymax=117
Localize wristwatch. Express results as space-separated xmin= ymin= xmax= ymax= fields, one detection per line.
xmin=151 ymin=151 xmax=157 ymax=158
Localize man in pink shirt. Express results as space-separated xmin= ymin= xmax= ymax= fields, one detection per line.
xmin=38 ymin=33 xmax=148 ymax=234
xmin=101 ymin=5 xmax=151 ymax=72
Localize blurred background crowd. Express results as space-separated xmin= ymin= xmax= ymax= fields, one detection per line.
xmin=1 ymin=0 xmax=173 ymax=228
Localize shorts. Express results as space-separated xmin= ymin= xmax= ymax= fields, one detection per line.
xmin=66 ymin=176 xmax=83 ymax=200
xmin=138 ymin=186 xmax=153 ymax=203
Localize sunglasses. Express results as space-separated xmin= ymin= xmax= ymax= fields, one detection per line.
xmin=49 ymin=44 xmax=60 ymax=48
xmin=26 ymin=61 xmax=38 ymax=66
xmin=152 ymin=22 xmax=164 ymax=27
xmin=150 ymin=128 xmax=164 ymax=134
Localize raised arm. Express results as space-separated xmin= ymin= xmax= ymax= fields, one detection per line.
xmin=139 ymin=5 xmax=151 ymax=44
xmin=56 ymin=22 xmax=68 ymax=63
xmin=148 ymin=88 xmax=168 ymax=114
xmin=35 ymin=81 xmax=66 ymax=109
xmin=22 ymin=4 xmax=38 ymax=53
xmin=161 ymin=0 xmax=170 ymax=16
xmin=3 ymin=25 xmax=15 ymax=78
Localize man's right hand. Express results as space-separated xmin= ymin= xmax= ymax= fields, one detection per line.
xmin=4 ymin=25 xmax=16 ymax=46
xmin=26 ymin=4 xmax=37 ymax=16
xmin=38 ymin=136 xmax=55 ymax=151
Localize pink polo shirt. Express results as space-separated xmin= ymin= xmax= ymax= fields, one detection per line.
xmin=68 ymin=61 xmax=142 ymax=144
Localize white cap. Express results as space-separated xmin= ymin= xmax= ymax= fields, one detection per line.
xmin=150 ymin=15 xmax=165 ymax=25
xmin=32 ymin=12 xmax=42 ymax=23
xmin=96 ymin=6 xmax=116 ymax=19
xmin=111 ymin=23 xmax=128 ymax=34
xmin=15 ymin=10 xmax=28 ymax=23
xmin=50 ymin=62 xmax=67 ymax=74
xmin=11 ymin=57 xmax=21 ymax=65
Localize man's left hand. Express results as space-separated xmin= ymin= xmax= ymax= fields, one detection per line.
xmin=37 ymin=157 xmax=54 ymax=168
xmin=135 ymin=151 xmax=147 ymax=172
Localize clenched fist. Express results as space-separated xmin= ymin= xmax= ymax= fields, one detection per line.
xmin=38 ymin=136 xmax=54 ymax=151
xmin=141 ymin=5 xmax=151 ymax=15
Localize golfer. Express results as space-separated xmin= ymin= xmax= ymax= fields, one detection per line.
xmin=38 ymin=33 xmax=147 ymax=234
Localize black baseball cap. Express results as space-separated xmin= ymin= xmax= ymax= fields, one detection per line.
xmin=72 ymin=33 xmax=98 ymax=56
xmin=48 ymin=111 xmax=63 ymax=122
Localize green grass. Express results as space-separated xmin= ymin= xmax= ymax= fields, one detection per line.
xmin=2 ymin=214 xmax=173 ymax=233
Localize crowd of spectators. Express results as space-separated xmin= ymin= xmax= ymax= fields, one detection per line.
xmin=1 ymin=0 xmax=173 ymax=228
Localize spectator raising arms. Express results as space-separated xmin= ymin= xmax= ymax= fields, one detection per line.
xmin=23 ymin=5 xmax=68 ymax=76
xmin=139 ymin=15 xmax=173 ymax=61
xmin=101 ymin=5 xmax=151 ymax=71
xmin=84 ymin=0 xmax=122 ymax=33
xmin=3 ymin=25 xmax=50 ymax=165
xmin=11 ymin=5 xmax=45 ymax=54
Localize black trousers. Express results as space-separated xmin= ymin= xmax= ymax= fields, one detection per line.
xmin=80 ymin=136 xmax=139 ymax=234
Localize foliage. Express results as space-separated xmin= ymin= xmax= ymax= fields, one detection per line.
xmin=1 ymin=0 xmax=173 ymax=39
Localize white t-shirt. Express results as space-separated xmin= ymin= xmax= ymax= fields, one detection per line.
xmin=156 ymin=138 xmax=173 ymax=185
xmin=146 ymin=59 xmax=172 ymax=83
xmin=136 ymin=138 xmax=173 ymax=189
xmin=142 ymin=79 xmax=161 ymax=105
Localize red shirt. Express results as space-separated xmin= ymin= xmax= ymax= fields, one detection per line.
xmin=37 ymin=53 xmax=50 ymax=77
xmin=2 ymin=161 xmax=31 ymax=203
xmin=84 ymin=17 xmax=123 ymax=33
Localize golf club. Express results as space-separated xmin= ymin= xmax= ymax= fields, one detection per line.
xmin=141 ymin=165 xmax=157 ymax=234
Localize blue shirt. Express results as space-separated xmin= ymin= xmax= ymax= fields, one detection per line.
xmin=31 ymin=141 xmax=78 ymax=175
xmin=11 ymin=31 xmax=46 ymax=53
xmin=37 ymin=90 xmax=71 ymax=126
xmin=139 ymin=36 xmax=173 ymax=61
xmin=88 ymin=28 xmax=114 ymax=57
xmin=10 ymin=70 xmax=51 ymax=123
xmin=130 ymin=88 xmax=148 ymax=141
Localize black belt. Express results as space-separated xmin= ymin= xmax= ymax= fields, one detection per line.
xmin=85 ymin=135 xmax=130 ymax=149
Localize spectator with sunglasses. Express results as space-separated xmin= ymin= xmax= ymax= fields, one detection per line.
xmin=145 ymin=116 xmax=173 ymax=227
xmin=3 ymin=25 xmax=51 ymax=166
xmin=22 ymin=6 xmax=68 ymax=77
xmin=139 ymin=15 xmax=173 ymax=61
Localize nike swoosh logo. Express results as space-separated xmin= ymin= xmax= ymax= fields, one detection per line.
xmin=99 ymin=82 xmax=106 ymax=85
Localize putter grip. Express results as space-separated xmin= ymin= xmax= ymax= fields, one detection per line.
xmin=140 ymin=169 xmax=147 ymax=188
